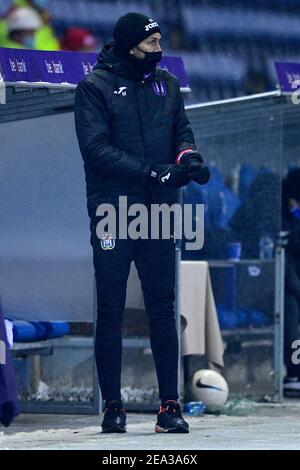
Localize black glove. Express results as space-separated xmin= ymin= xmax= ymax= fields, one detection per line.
xmin=149 ymin=163 xmax=191 ymax=189
xmin=179 ymin=151 xmax=210 ymax=185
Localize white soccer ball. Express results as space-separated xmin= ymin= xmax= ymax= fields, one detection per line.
xmin=190 ymin=369 xmax=229 ymax=410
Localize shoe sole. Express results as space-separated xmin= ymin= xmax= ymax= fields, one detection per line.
xmin=155 ymin=424 xmax=189 ymax=434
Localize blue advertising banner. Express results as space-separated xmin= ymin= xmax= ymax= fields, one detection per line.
xmin=0 ymin=48 xmax=190 ymax=90
xmin=275 ymin=61 xmax=300 ymax=93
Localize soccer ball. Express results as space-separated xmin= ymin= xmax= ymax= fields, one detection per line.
xmin=190 ymin=369 xmax=229 ymax=411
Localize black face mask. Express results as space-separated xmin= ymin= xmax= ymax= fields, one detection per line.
xmin=137 ymin=47 xmax=162 ymax=65
xmin=128 ymin=47 xmax=162 ymax=74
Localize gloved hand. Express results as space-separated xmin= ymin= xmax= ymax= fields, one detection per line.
xmin=177 ymin=150 xmax=210 ymax=185
xmin=149 ymin=163 xmax=191 ymax=189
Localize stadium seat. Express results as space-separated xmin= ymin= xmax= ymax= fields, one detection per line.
xmin=5 ymin=318 xmax=70 ymax=343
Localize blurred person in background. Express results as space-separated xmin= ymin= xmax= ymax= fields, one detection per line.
xmin=1 ymin=6 xmax=42 ymax=49
xmin=24 ymin=0 xmax=60 ymax=50
xmin=60 ymin=27 xmax=97 ymax=52
xmin=0 ymin=0 xmax=59 ymax=50
xmin=282 ymin=169 xmax=300 ymax=397
xmin=245 ymin=69 xmax=270 ymax=96
xmin=230 ymin=172 xmax=281 ymax=259
xmin=167 ymin=23 xmax=193 ymax=52
xmin=168 ymin=24 xmax=183 ymax=50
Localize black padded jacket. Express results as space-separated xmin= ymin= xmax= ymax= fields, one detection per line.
xmin=74 ymin=42 xmax=197 ymax=216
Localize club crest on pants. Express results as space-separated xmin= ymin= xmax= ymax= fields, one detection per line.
xmin=100 ymin=234 xmax=115 ymax=250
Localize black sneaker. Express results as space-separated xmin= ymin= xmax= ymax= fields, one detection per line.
xmin=155 ymin=400 xmax=189 ymax=433
xmin=283 ymin=376 xmax=300 ymax=398
xmin=101 ymin=402 xmax=127 ymax=433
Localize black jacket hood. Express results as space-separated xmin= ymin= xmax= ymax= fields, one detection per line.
xmin=93 ymin=42 xmax=122 ymax=72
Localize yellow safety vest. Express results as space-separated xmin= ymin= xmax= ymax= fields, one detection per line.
xmin=0 ymin=18 xmax=8 ymax=45
xmin=0 ymin=37 xmax=27 ymax=48
xmin=0 ymin=7 xmax=60 ymax=51
xmin=35 ymin=24 xmax=60 ymax=51
xmin=14 ymin=0 xmax=29 ymax=6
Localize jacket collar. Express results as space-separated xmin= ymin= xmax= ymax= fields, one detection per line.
xmin=93 ymin=41 xmax=157 ymax=82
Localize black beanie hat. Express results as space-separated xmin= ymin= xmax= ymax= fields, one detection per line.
xmin=113 ymin=12 xmax=161 ymax=57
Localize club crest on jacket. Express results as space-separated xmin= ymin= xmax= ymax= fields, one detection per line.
xmin=152 ymin=79 xmax=166 ymax=96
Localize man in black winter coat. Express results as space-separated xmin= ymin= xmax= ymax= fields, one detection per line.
xmin=74 ymin=12 xmax=209 ymax=434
